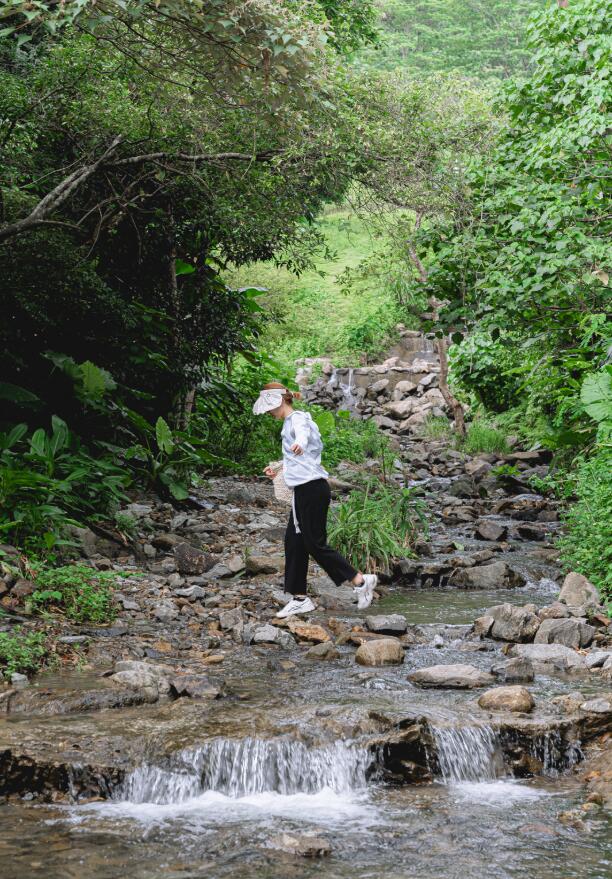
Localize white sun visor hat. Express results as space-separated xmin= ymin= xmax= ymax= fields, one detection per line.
xmin=252 ymin=388 xmax=286 ymax=415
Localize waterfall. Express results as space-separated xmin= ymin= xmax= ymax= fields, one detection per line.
xmin=116 ymin=738 xmax=373 ymax=805
xmin=339 ymin=367 xmax=356 ymax=409
xmin=429 ymin=725 xmax=504 ymax=783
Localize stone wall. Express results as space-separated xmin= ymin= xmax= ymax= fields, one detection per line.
xmin=298 ymin=326 xmax=451 ymax=438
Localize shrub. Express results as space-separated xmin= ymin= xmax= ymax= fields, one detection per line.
xmin=29 ymin=563 xmax=118 ymax=623
xmin=558 ymin=446 xmax=612 ymax=605
xmin=328 ymin=479 xmax=428 ymax=573
xmin=449 ymin=331 xmax=523 ymax=412
xmin=461 ymin=420 xmax=509 ymax=455
xmin=0 ymin=418 xmax=129 ymax=553
xmin=0 ymin=630 xmax=48 ymax=679
xmin=313 ymin=409 xmax=392 ymax=472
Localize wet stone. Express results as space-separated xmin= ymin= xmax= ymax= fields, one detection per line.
xmin=487 ymin=603 xmax=541 ymax=643
xmin=365 ymin=614 xmax=408 ymax=635
xmin=355 ymin=638 xmax=404 ymax=667
xmin=408 ymin=664 xmax=494 ymax=689
xmin=534 ymin=618 xmax=595 ymax=649
xmin=271 ymin=833 xmax=331 ymax=858
xmin=478 ymin=685 xmax=535 ymax=713
xmin=305 ymin=641 xmax=340 ymax=661
xmin=490 ymin=656 xmax=535 ymax=683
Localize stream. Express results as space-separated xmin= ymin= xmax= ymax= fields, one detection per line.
xmin=1 ymin=431 xmax=611 ymax=878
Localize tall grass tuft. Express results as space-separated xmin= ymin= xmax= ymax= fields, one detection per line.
xmin=328 ymin=479 xmax=428 ymax=574
xmin=461 ymin=421 xmax=509 ymax=455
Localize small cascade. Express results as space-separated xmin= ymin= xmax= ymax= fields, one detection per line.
xmin=116 ymin=738 xmax=372 ymax=805
xmin=339 ymin=367 xmax=356 ymax=410
xmin=429 ymin=725 xmax=504 ymax=783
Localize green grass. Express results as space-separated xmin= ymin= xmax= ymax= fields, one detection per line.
xmin=461 ymin=421 xmax=509 ymax=455
xmin=225 ymin=209 xmax=402 ymax=373
xmin=328 ymin=479 xmax=428 ymax=574
xmin=418 ymin=414 xmax=453 ymax=441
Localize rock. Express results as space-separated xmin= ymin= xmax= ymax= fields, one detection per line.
xmin=287 ymin=620 xmax=330 ymax=643
xmin=475 ymin=521 xmax=507 ymax=542
xmin=245 ymin=555 xmax=281 ymax=576
xmin=478 ymin=685 xmax=535 ymax=713
xmin=538 ymin=602 xmax=569 ymax=620
xmin=11 ymin=578 xmax=37 ymax=599
xmin=466 ymin=459 xmax=493 ymax=480
xmin=580 ymin=697 xmax=612 ymax=714
xmin=10 ymin=672 xmax=29 ymax=689
xmin=252 ymin=624 xmax=295 ymax=649
xmin=508 ymin=643 xmax=586 ymax=670
xmin=373 ymin=415 xmax=396 ymax=430
xmin=271 ymin=833 xmax=331 ymax=858
xmin=305 ymin=641 xmax=340 ymax=661
xmin=169 ymin=674 xmax=221 ymax=699
xmin=173 ymin=542 xmax=214 ymax=575
xmin=151 ymin=533 xmax=181 ymax=550
xmin=454 ymin=562 xmax=525 ymax=590
xmin=154 ymin=601 xmax=179 ymax=622
xmin=486 ymin=603 xmax=541 ymax=643
xmin=174 ymin=585 xmax=206 ymax=600
xmin=490 ymin=656 xmax=535 ymax=683
xmin=586 ymin=651 xmax=612 ymax=669
xmin=516 ymin=523 xmax=547 ymax=541
xmin=559 ymin=572 xmax=600 ymax=608
xmin=219 ymin=607 xmax=243 ymax=630
xmin=355 ymin=638 xmax=404 ymax=667
xmin=365 ymin=614 xmax=408 ymax=635
xmin=369 ymin=379 xmax=390 ymax=397
xmin=473 ymin=615 xmax=494 ymax=637
xmin=408 ymin=664 xmax=494 ymax=688
xmin=534 ymin=618 xmax=595 ymax=649
xmin=392 ymin=380 xmax=416 ymax=400
xmin=384 ymin=398 xmax=418 ymax=420
xmin=110 ymin=666 xmax=161 ymax=699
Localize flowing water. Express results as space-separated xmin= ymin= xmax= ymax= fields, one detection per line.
xmin=1 ymin=586 xmax=610 ymax=878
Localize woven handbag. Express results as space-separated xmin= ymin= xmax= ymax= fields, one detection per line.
xmin=269 ymin=460 xmax=293 ymax=505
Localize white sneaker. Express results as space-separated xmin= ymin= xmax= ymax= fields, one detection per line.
xmin=275 ymin=596 xmax=316 ymax=619
xmin=353 ymin=574 xmax=377 ymax=610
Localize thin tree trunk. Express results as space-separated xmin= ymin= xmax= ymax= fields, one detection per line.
xmin=436 ymin=337 xmax=466 ymax=436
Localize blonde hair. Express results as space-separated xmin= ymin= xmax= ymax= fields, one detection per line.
xmin=263 ymin=381 xmax=303 ymax=404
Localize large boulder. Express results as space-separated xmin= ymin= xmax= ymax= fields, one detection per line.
xmin=478 ymin=686 xmax=535 ymax=713
xmin=383 ymin=398 xmax=418 ymax=420
xmin=508 ymin=643 xmax=587 ymax=671
xmin=486 ymin=603 xmax=541 ymax=643
xmin=365 ymin=614 xmax=408 ymax=635
xmin=558 ymin=572 xmax=600 ymax=607
xmin=534 ymin=618 xmax=595 ymax=649
xmin=454 ymin=562 xmax=525 ymax=590
xmin=408 ymin=663 xmax=494 ymax=689
xmin=355 ymin=638 xmax=404 ymax=667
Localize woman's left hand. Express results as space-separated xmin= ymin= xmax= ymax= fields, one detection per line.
xmin=290 ymin=443 xmax=304 ymax=455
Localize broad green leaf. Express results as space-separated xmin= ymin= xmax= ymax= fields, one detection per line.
xmin=581 ymin=371 xmax=612 ymax=424
xmin=155 ymin=416 xmax=174 ymax=454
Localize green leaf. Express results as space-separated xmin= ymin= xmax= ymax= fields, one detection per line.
xmin=175 ymin=259 xmax=196 ymax=276
xmin=0 ymin=382 xmax=40 ymax=405
xmin=155 ymin=417 xmax=174 ymax=454
xmin=30 ymin=428 xmax=48 ymax=457
xmin=581 ymin=371 xmax=612 ymax=424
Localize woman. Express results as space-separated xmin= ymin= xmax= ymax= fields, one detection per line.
xmin=253 ymin=382 xmax=377 ymax=619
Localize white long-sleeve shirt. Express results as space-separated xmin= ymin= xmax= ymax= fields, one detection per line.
xmin=281 ymin=410 xmax=329 ymax=488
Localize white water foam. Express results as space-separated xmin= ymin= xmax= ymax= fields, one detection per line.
xmin=451 ymin=780 xmax=550 ymax=806
xmin=430 ymin=725 xmax=504 ymax=783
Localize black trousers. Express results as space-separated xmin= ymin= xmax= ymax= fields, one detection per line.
xmin=284 ymin=478 xmax=358 ymax=596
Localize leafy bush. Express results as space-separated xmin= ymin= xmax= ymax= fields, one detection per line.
xmin=0 ymin=418 xmax=129 ymax=553
xmin=328 ymin=480 xmax=427 ymax=573
xmin=461 ymin=421 xmax=509 ymax=455
xmin=449 ymin=331 xmax=522 ymax=412
xmin=29 ymin=563 xmax=117 ymax=623
xmin=558 ymin=446 xmax=612 ymax=605
xmin=0 ymin=630 xmax=48 ymax=679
